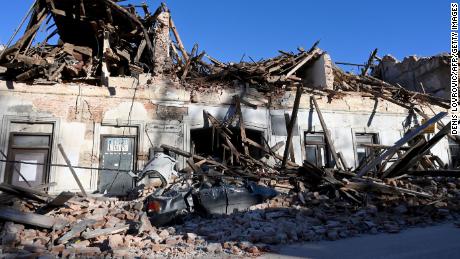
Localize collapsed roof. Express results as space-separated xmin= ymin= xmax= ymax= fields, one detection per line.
xmin=0 ymin=0 xmax=451 ymax=111
xmin=0 ymin=0 xmax=170 ymax=82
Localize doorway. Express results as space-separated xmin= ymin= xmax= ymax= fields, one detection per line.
xmin=98 ymin=135 xmax=137 ymax=195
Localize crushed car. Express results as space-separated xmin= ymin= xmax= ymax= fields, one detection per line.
xmin=136 ymin=153 xmax=278 ymax=226
xmin=144 ymin=180 xmax=277 ymax=226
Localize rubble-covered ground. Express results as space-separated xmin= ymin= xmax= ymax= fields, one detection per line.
xmin=1 ymin=176 xmax=459 ymax=258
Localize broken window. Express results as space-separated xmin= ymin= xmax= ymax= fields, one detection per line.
xmin=355 ymin=133 xmax=379 ymax=169
xmin=304 ymin=132 xmax=332 ymax=168
xmin=6 ymin=133 xmax=52 ymax=188
xmin=448 ymin=138 xmax=460 ymax=168
xmin=98 ymin=136 xmax=137 ymax=196
xmin=190 ymin=127 xmax=264 ymax=164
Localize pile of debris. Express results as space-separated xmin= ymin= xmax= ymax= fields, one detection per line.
xmin=0 ymin=0 xmax=176 ymax=84
xmin=0 ymin=168 xmax=459 ymax=257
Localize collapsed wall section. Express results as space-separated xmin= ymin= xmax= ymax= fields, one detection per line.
xmin=372 ymin=54 xmax=450 ymax=99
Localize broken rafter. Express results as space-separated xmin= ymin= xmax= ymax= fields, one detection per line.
xmin=181 ymin=43 xmax=198 ymax=80
xmin=361 ymin=48 xmax=378 ymax=76
xmin=169 ymin=16 xmax=189 ymax=61
xmin=356 ymin=112 xmax=447 ymax=178
xmin=281 ymin=84 xmax=302 ymax=168
xmin=101 ymin=0 xmax=155 ymax=64
xmin=58 ymin=144 xmax=87 ymax=196
xmin=0 ymin=206 xmax=67 ymax=229
xmin=381 ymin=122 xmax=452 ymax=179
xmin=234 ymin=96 xmax=250 ymax=156
xmin=311 ymin=96 xmax=343 ymax=170
xmin=284 ymin=114 xmax=296 ymax=163
xmin=285 ymin=47 xmax=322 ymax=78
xmin=8 ymin=6 xmax=47 ymax=59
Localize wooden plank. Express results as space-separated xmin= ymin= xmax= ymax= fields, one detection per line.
xmin=16 ymin=67 xmax=42 ymax=81
xmin=346 ymin=179 xmax=432 ymax=198
xmin=235 ymin=96 xmax=249 ymax=156
xmin=271 ymin=141 xmax=285 ymax=153
xmin=245 ymin=138 xmax=297 ymax=168
xmin=48 ymin=191 xmax=75 ymax=207
xmin=361 ymin=48 xmax=378 ymax=76
xmin=1 ymin=182 xmax=49 ymax=197
xmin=186 ymin=157 xmax=202 ymax=173
xmin=162 ymin=144 xmax=192 ymax=158
xmin=416 ymin=108 xmax=460 ymax=144
xmin=206 ymin=112 xmax=233 ymax=137
xmin=134 ymin=40 xmax=146 ymax=63
xmin=284 ymin=114 xmax=296 ymax=163
xmin=285 ymin=48 xmax=321 ymax=78
xmin=31 ymin=182 xmax=57 ymax=190
xmin=311 ymin=96 xmax=343 ymax=170
xmin=101 ymin=31 xmax=111 ymax=87
xmin=57 ymin=144 xmax=87 ymax=196
xmin=281 ymin=85 xmax=302 ymax=168
xmin=0 ymin=183 xmax=48 ymax=203
xmin=337 ymin=152 xmax=349 ymax=170
xmin=161 ymin=144 xmax=231 ymax=170
xmin=205 ymin=111 xmax=240 ymax=162
xmin=382 ymin=122 xmax=451 ymax=178
xmin=407 ymin=170 xmax=460 ymax=177
xmin=356 ymin=112 xmax=447 ymax=177
xmin=58 ymin=219 xmax=97 ymax=244
xmin=81 ymin=225 xmax=129 ymax=239
xmin=169 ymin=17 xmax=189 ymax=61
xmin=170 ymin=41 xmax=182 ymax=65
xmin=0 ymin=206 xmax=67 ymax=229
xmin=9 ymin=7 xmax=47 ymax=55
xmin=181 ymin=44 xmax=197 ymax=80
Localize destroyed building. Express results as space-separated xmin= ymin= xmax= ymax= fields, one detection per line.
xmin=0 ymin=1 xmax=459 ymax=258
xmin=372 ymin=54 xmax=451 ymax=99
xmin=0 ymin=0 xmax=455 ymax=195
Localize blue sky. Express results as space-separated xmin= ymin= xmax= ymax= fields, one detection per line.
xmin=0 ymin=1 xmax=451 ymax=73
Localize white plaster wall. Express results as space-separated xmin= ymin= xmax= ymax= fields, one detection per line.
xmin=303 ymin=53 xmax=334 ymax=90
xmin=298 ymin=110 xmax=417 ymax=169
xmin=103 ymin=102 xmax=148 ymax=122
xmin=52 ymin=122 xmax=89 ymax=192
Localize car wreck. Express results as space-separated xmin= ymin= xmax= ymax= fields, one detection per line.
xmin=136 ymin=152 xmax=278 ymax=226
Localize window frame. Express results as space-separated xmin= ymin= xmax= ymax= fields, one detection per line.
xmin=304 ymin=131 xmax=332 ymax=168
xmin=5 ymin=132 xmax=53 ymax=186
xmin=354 ymin=132 xmax=380 ymax=169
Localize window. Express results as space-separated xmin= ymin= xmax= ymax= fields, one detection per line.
xmin=304 ymin=132 xmax=332 ymax=167
xmin=6 ymin=133 xmax=52 ymax=188
xmin=99 ymin=136 xmax=137 ymax=195
xmin=449 ymin=138 xmax=460 ymax=168
xmin=355 ymin=133 xmax=379 ymax=168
